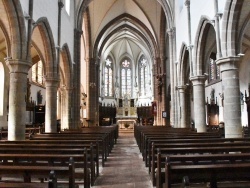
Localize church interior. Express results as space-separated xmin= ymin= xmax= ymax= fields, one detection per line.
xmin=0 ymin=0 xmax=250 ymax=187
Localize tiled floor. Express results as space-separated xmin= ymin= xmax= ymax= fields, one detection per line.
xmin=92 ymin=131 xmax=153 ymax=188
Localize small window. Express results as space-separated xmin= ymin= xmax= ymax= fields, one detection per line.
xmin=65 ymin=0 xmax=70 ymax=15
xmin=31 ymin=60 xmax=44 ymax=85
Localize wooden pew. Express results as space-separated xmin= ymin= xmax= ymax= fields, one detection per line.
xmin=0 ymin=144 xmax=96 ymax=186
xmin=0 ymin=170 xmax=57 ymax=188
xmin=30 ymin=133 xmax=109 ymax=157
xmin=148 ymin=137 xmax=250 ymax=173
xmin=0 ymin=141 xmax=99 ymax=178
xmin=164 ymin=155 xmax=250 ymax=188
xmin=143 ymin=134 xmax=221 ymax=166
xmin=0 ymin=157 xmax=78 ymax=187
xmin=0 ymin=145 xmax=94 ymax=186
xmin=151 ymin=144 xmax=250 ymax=186
xmin=29 ymin=135 xmax=107 ymax=166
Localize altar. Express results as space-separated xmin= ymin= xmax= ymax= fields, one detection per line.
xmin=117 ymin=118 xmax=137 ymax=129
xmin=116 ymin=96 xmax=137 ymax=130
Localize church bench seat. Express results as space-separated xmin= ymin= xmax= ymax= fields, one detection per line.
xmin=0 ymin=141 xmax=96 ymax=184
xmin=151 ymin=144 xmax=250 ymax=186
xmin=2 ymin=139 xmax=104 ymax=168
xmin=0 ymin=171 xmax=57 ymax=188
xmin=33 ymin=133 xmax=113 ymax=156
xmin=163 ymin=155 xmax=250 ymax=188
xmin=0 ymin=158 xmax=80 ymax=188
xmin=147 ymin=138 xmax=250 ymax=172
xmin=0 ymin=146 xmax=93 ymax=186
xmin=29 ymin=135 xmax=108 ymax=166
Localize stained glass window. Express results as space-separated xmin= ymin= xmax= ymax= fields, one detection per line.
xmin=209 ymin=57 xmax=220 ymax=82
xmin=121 ymin=59 xmax=132 ymax=97
xmin=139 ymin=56 xmax=148 ymax=96
xmin=104 ymin=58 xmax=113 ymax=96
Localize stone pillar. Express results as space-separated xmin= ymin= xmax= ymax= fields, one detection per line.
xmin=167 ymin=28 xmax=175 ymax=127
xmin=178 ymin=85 xmax=187 ymax=128
xmin=6 ymin=59 xmax=31 ymax=140
xmin=60 ymin=87 xmax=73 ymax=130
xmin=190 ymin=75 xmax=206 ymax=132
xmin=45 ymin=77 xmax=59 ymax=132
xmin=65 ymin=87 xmax=73 ymax=129
xmin=73 ymin=28 xmax=82 ymax=128
xmin=217 ymin=57 xmax=242 ymax=138
xmin=88 ymin=58 xmax=99 ymax=126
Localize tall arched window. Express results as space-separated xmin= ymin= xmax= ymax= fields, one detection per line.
xmin=121 ymin=59 xmax=132 ymax=97
xmin=32 ymin=60 xmax=44 ymax=85
xmin=104 ymin=57 xmax=113 ymax=96
xmin=139 ymin=56 xmax=148 ymax=96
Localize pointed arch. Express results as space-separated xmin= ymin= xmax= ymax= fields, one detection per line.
xmin=221 ymin=0 xmax=244 ymax=57
xmin=61 ymin=43 xmax=73 ymax=87
xmin=2 ymin=0 xmax=27 ymax=59
xmin=93 ymin=14 xmax=158 ymax=60
xmin=193 ymin=16 xmax=215 ymax=76
xmin=178 ymin=43 xmax=189 ymax=86
xmin=0 ymin=19 xmax=11 ymax=57
xmin=33 ymin=17 xmax=57 ymax=78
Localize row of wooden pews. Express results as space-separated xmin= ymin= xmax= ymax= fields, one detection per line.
xmin=0 ymin=124 xmax=118 ymax=187
xmin=134 ymin=125 xmax=250 ymax=188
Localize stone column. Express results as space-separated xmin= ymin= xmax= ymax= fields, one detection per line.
xmin=6 ymin=59 xmax=31 ymax=140
xmin=45 ymin=77 xmax=59 ymax=132
xmin=178 ymin=85 xmax=187 ymax=128
xmin=190 ymin=75 xmax=206 ymax=132
xmin=59 ymin=87 xmax=73 ymax=130
xmin=216 ymin=56 xmax=242 ymax=138
xmin=88 ymin=58 xmax=99 ymax=126
xmin=167 ymin=28 xmax=175 ymax=127
xmin=64 ymin=87 xmax=73 ymax=129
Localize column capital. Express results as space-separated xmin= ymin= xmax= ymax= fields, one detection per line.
xmin=58 ymin=0 xmax=64 ymax=9
xmin=5 ymin=59 xmax=31 ymax=74
xmin=167 ymin=27 xmax=175 ymax=36
xmin=190 ymin=75 xmax=207 ymax=86
xmin=216 ymin=56 xmax=241 ymax=72
xmin=185 ymin=0 xmax=190 ymax=7
xmin=44 ymin=77 xmax=59 ymax=87
xmin=177 ymin=85 xmax=187 ymax=92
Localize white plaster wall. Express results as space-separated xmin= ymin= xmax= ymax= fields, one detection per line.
xmin=175 ymin=0 xmax=226 ymax=61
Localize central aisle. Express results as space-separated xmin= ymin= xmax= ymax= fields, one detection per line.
xmin=92 ymin=131 xmax=153 ymax=188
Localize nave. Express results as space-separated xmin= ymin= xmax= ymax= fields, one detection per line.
xmin=93 ymin=131 xmax=152 ymax=188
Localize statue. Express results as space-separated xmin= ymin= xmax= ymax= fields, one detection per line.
xmin=37 ymin=90 xmax=43 ymax=105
